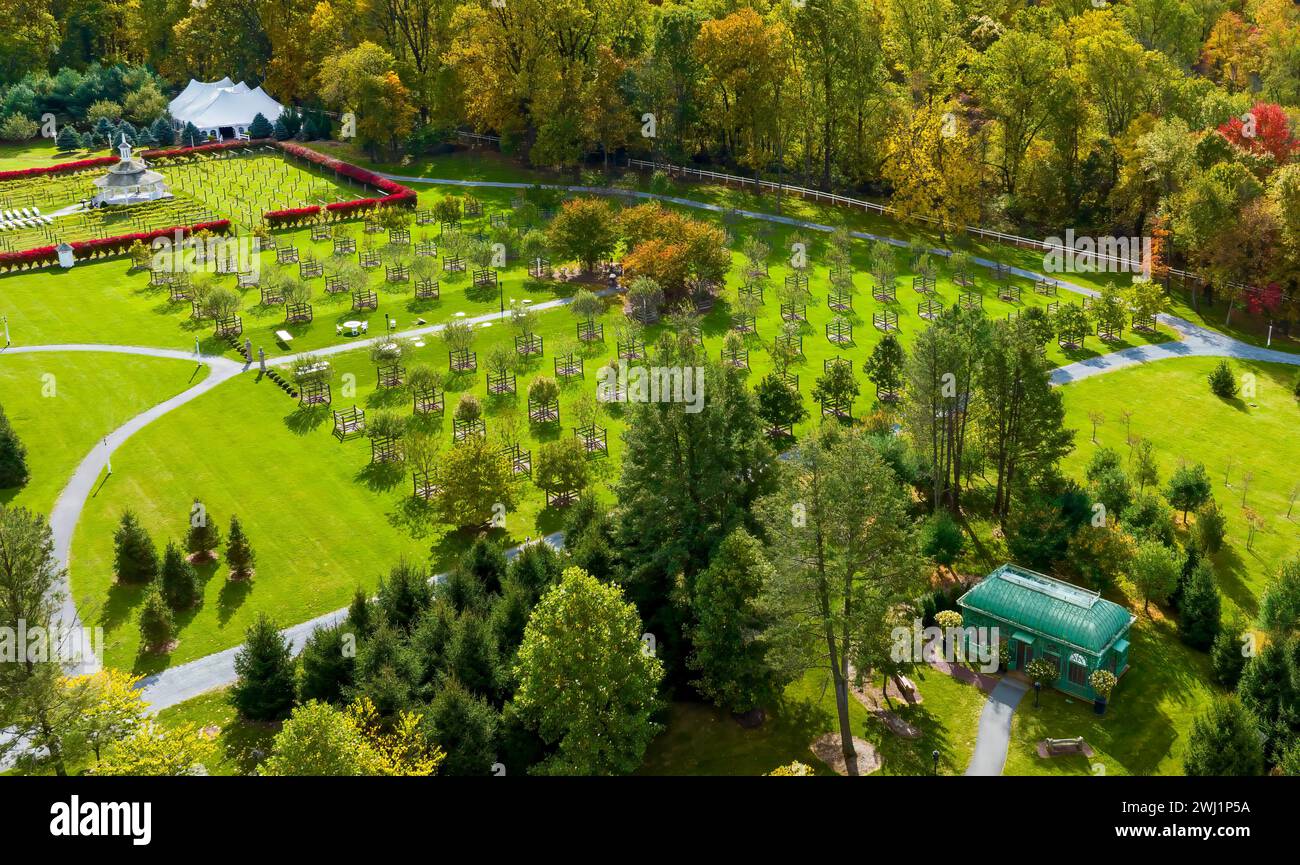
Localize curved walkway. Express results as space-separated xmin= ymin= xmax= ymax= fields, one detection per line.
xmin=7 ymin=177 xmax=1300 ymax=722
xmin=0 ymin=344 xmax=245 ymax=674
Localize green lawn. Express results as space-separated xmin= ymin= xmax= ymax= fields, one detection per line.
xmin=1005 ymin=617 xmax=1219 ymax=776
xmin=67 ymin=292 xmax=627 ymax=671
xmin=0 ymin=139 xmax=99 ymax=170
xmin=1060 ymin=356 xmax=1300 ymax=617
xmin=639 ymin=666 xmax=986 ymax=776
xmin=0 ymin=351 xmax=209 ymax=515
xmin=154 ymin=687 xmax=277 ymax=776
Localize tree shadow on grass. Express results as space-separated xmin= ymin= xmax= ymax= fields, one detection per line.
xmin=283 ymin=404 xmax=330 ymax=436
xmin=387 ymin=495 xmax=438 ymax=540
xmin=365 ymin=385 xmax=408 ymax=409
xmin=354 ymin=459 xmax=406 ymax=493
xmin=102 ymin=580 xmax=146 ymax=636
xmin=216 ymin=717 xmax=280 ymax=776
xmin=1211 ymin=542 xmax=1261 ymax=616
xmin=217 ymin=577 xmax=253 ymax=627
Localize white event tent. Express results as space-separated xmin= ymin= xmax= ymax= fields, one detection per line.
xmin=169 ymin=78 xmax=284 ymax=142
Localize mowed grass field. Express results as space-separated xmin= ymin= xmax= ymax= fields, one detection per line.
xmin=1060 ymin=356 xmax=1300 ymax=616
xmin=0 ymin=351 xmax=209 ymax=515
xmin=67 ymin=293 xmax=628 ymax=671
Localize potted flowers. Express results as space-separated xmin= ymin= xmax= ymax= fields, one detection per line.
xmin=1089 ymin=669 xmax=1117 ymax=716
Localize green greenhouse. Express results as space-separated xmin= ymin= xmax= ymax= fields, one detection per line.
xmin=957 ymin=564 xmax=1135 ymax=699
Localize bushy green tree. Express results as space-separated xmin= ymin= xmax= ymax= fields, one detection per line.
xmin=297 ymin=624 xmax=356 ymax=704
xmin=1129 ymin=539 xmax=1181 ymax=615
xmin=113 ymin=511 xmax=158 ymax=584
xmin=511 ymin=567 xmax=664 ymax=775
xmin=920 ymin=511 xmax=965 ymax=566
xmin=248 ymin=112 xmax=274 ymax=139
xmin=0 ymin=405 xmax=30 ymax=488
xmin=1178 ymin=561 xmax=1221 ymax=651
xmin=1164 ymin=463 xmax=1212 ymax=521
xmin=1207 ymin=359 xmax=1237 ymax=397
xmin=225 ymin=514 xmax=255 ymax=578
xmin=184 ymin=502 xmax=221 ymax=559
xmin=428 ymin=678 xmax=500 ymax=776
xmin=1210 ymin=617 xmax=1249 ymax=688
xmin=1183 ymin=697 xmax=1264 ymax=776
xmin=137 ymin=588 xmax=174 ymax=651
xmin=230 ymin=614 xmax=296 ymax=722
xmin=688 ymin=528 xmax=784 ymax=716
xmin=159 ymin=541 xmax=199 ymax=610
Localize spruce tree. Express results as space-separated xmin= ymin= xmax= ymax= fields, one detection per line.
xmin=1210 ymin=618 xmax=1248 ymax=688
xmin=113 ymin=511 xmax=159 ymax=584
xmin=272 ymin=117 xmax=290 ymax=141
xmin=248 ymin=112 xmax=274 ymax=139
xmin=1183 ymin=697 xmax=1264 ymax=776
xmin=150 ymin=116 xmax=174 ymax=146
xmin=184 ymin=501 xmax=221 ymax=559
xmin=1178 ymin=560 xmax=1221 ymax=651
xmin=181 ymin=121 xmax=201 ymax=147
xmin=0 ymin=405 xmax=30 ymax=488
xmin=346 ymin=587 xmax=372 ymax=637
xmin=462 ymin=536 xmax=508 ymax=596
xmin=429 ymin=678 xmax=500 ymax=775
xmin=55 ymin=124 xmax=81 ymax=152
xmin=138 ymin=588 xmax=175 ymax=651
xmin=160 ymin=541 xmax=199 ymax=610
xmin=230 ymin=614 xmax=296 ymax=721
xmin=225 ymin=514 xmax=255 ymax=578
xmin=297 ymin=624 xmax=355 ymax=704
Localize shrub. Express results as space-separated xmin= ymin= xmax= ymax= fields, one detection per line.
xmin=1195 ymin=501 xmax=1227 ymax=553
xmin=226 ymin=515 xmax=256 ymax=578
xmin=920 ymin=511 xmax=964 ymax=565
xmin=0 ymin=113 xmax=39 ymax=141
xmin=1207 ymin=359 xmax=1237 ymax=398
xmin=1089 ymin=669 xmax=1117 ymax=701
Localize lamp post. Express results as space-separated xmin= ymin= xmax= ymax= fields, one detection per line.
xmin=931 ymin=749 xmax=939 ymax=775
xmin=1033 ymin=681 xmax=1042 ymax=708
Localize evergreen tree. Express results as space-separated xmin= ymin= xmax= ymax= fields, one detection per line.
xmin=445 ymin=613 xmax=501 ymax=703
xmin=461 ymin=537 xmax=508 ymax=596
xmin=93 ymin=116 xmax=116 ymax=146
xmin=149 ymin=116 xmax=174 ymax=146
xmin=184 ymin=501 xmax=221 ymax=559
xmin=347 ymin=586 xmax=373 ymax=637
xmin=1237 ymin=638 xmax=1300 ymax=762
xmin=297 ymin=624 xmax=356 ymax=704
xmin=181 ymin=121 xmax=201 ymax=147
xmin=248 ymin=112 xmax=274 ymax=139
xmin=225 ymin=514 xmax=255 ymax=577
xmin=0 ymin=405 xmax=30 ymax=488
xmin=137 ymin=588 xmax=175 ymax=651
xmin=1178 ymin=560 xmax=1221 ymax=650
xmin=272 ymin=117 xmax=290 ymax=141
xmin=489 ymin=577 xmax=533 ymax=659
xmin=54 ymin=124 xmax=80 ymax=152
xmin=375 ymin=560 xmax=433 ymax=632
xmin=1183 ymin=697 xmax=1264 ymax=776
xmin=428 ymin=678 xmax=500 ymax=775
xmin=506 ymin=538 xmax=564 ymax=604
xmin=113 ymin=511 xmax=159 ymax=584
xmin=159 ymin=541 xmax=199 ymax=610
xmin=688 ymin=527 xmax=784 ymax=716
xmin=1207 ymin=359 xmax=1237 ymax=397
xmin=1210 ymin=617 xmax=1249 ymax=688
xmin=230 ymin=614 xmax=296 ymax=722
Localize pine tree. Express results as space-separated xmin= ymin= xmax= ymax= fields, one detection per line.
xmin=160 ymin=541 xmax=199 ymax=610
xmin=296 ymin=624 xmax=355 ymax=704
xmin=181 ymin=122 xmax=201 ymax=147
xmin=1207 ymin=359 xmax=1237 ymax=398
xmin=0 ymin=405 xmax=30 ymax=488
xmin=225 ymin=514 xmax=255 ymax=578
xmin=150 ymin=116 xmax=174 ymax=147
xmin=113 ymin=511 xmax=159 ymax=584
xmin=429 ymin=678 xmax=500 ymax=776
xmin=1210 ymin=618 xmax=1248 ymax=688
xmin=1183 ymin=697 xmax=1264 ymax=776
xmin=138 ymin=588 xmax=175 ymax=651
xmin=461 ymin=537 xmax=508 ymax=596
xmin=229 ymin=614 xmax=296 ymax=721
xmin=346 ymin=587 xmax=372 ymax=637
xmin=1177 ymin=560 xmax=1221 ymax=651
xmin=272 ymin=117 xmax=290 ymax=141
xmin=248 ymin=112 xmax=274 ymax=139
xmin=184 ymin=501 xmax=221 ymax=559
xmin=55 ymin=124 xmax=81 ymax=152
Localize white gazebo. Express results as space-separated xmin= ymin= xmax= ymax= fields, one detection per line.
xmin=169 ymin=78 xmax=284 ymax=142
xmin=91 ymin=135 xmax=172 ymax=207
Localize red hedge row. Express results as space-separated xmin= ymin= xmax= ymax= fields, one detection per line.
xmin=0 ymin=220 xmax=231 ymax=272
xmin=265 ymin=205 xmax=322 ymax=226
xmin=0 ymin=156 xmax=120 ymax=182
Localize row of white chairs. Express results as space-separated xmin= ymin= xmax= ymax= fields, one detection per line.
xmin=0 ymin=206 xmax=53 ymax=231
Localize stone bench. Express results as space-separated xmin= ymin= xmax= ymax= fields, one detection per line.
xmin=1038 ymin=736 xmax=1094 ymax=758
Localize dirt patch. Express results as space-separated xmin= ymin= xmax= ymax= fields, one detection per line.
xmin=810 ymin=734 xmax=881 ymax=776
xmin=200 ymin=725 xmax=222 ymax=740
